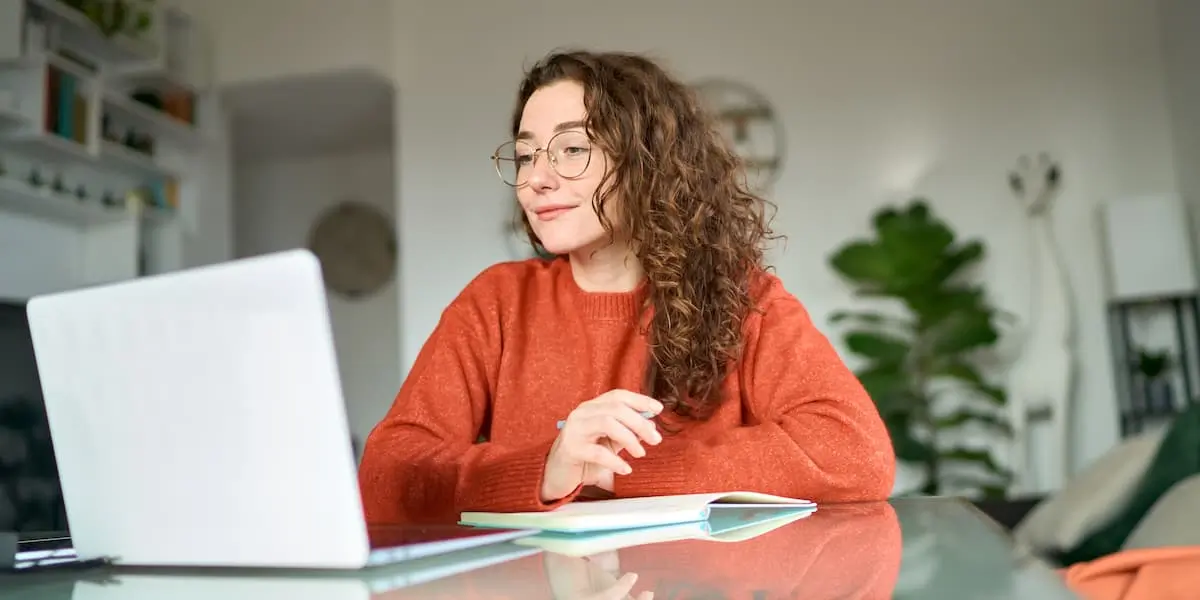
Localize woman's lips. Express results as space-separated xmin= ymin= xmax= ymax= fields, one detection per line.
xmin=535 ymin=206 xmax=575 ymax=221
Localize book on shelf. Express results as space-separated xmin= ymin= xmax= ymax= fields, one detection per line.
xmin=43 ymin=62 xmax=89 ymax=146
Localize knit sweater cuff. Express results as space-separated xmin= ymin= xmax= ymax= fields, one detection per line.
xmin=462 ymin=440 xmax=581 ymax=513
xmin=613 ymin=449 xmax=691 ymax=497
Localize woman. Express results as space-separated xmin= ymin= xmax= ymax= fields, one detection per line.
xmin=358 ymin=50 xmax=895 ymax=525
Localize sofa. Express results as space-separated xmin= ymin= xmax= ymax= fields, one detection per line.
xmin=1011 ymin=407 xmax=1200 ymax=566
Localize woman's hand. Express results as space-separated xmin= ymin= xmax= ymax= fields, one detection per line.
xmin=544 ymin=550 xmax=654 ymax=600
xmin=541 ymin=389 xmax=664 ymax=503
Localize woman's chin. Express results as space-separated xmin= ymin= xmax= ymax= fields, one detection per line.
xmin=535 ymin=237 xmax=581 ymax=256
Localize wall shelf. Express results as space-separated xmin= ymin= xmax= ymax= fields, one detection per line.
xmin=0 ymin=107 xmax=30 ymax=128
xmin=0 ymin=0 xmax=215 ymax=296
xmin=97 ymin=139 xmax=176 ymax=181
xmin=0 ymin=173 xmax=130 ymax=226
xmin=1 ymin=132 xmax=176 ymax=184
xmin=101 ymin=90 xmax=198 ymax=149
xmin=3 ymin=132 xmax=92 ymax=166
xmin=27 ymin=0 xmax=159 ymax=66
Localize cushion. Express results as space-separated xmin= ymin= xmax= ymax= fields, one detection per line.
xmin=1014 ymin=426 xmax=1168 ymax=555
xmin=1122 ymin=474 xmax=1200 ymax=550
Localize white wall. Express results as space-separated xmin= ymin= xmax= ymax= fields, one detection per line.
xmin=182 ymin=0 xmax=1188 ymax=489
xmin=233 ymin=148 xmax=399 ymax=448
xmin=176 ymin=0 xmax=393 ymax=88
xmin=1160 ymin=0 xmax=1200 ymax=235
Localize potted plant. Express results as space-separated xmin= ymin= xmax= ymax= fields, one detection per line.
xmin=1134 ymin=348 xmax=1174 ymax=415
xmin=828 ymin=200 xmax=1013 ymax=498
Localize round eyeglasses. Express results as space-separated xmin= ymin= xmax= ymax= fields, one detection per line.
xmin=491 ymin=130 xmax=593 ymax=187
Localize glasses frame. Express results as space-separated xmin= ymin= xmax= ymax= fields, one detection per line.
xmin=490 ymin=130 xmax=594 ymax=188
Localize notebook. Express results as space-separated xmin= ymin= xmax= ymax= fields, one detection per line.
xmin=459 ymin=491 xmax=816 ymax=534
xmin=512 ymin=506 xmax=816 ymax=557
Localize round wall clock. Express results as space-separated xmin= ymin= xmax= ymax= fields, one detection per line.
xmin=307 ymin=200 xmax=397 ymax=300
xmin=691 ymin=78 xmax=785 ymax=194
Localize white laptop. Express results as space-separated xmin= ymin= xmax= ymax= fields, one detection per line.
xmin=24 ymin=249 xmax=535 ymax=570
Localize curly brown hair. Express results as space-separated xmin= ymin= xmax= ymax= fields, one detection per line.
xmin=510 ymin=50 xmax=778 ymax=420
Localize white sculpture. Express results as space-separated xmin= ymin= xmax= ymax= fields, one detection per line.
xmin=1005 ymin=153 xmax=1077 ymax=494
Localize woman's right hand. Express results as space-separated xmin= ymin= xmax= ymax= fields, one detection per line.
xmin=541 ymin=390 xmax=664 ymax=503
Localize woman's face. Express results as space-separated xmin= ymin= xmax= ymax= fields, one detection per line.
xmin=512 ymin=80 xmax=613 ymax=256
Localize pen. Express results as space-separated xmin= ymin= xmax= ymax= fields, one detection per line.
xmin=557 ymin=411 xmax=656 ymax=430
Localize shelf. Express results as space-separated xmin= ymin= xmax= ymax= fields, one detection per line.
xmin=139 ymin=205 xmax=176 ymax=223
xmin=102 ymin=91 xmax=198 ymax=148
xmin=2 ymin=131 xmax=92 ymax=165
xmin=0 ymin=107 xmax=29 ymax=129
xmin=28 ymin=0 xmax=159 ymax=66
xmin=117 ymin=70 xmax=199 ymax=96
xmin=0 ymin=173 xmax=130 ymax=225
xmin=0 ymin=132 xmax=177 ymax=183
xmin=98 ymin=139 xmax=177 ymax=180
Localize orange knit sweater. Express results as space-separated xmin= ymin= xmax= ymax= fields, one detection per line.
xmin=358 ymin=257 xmax=895 ymax=525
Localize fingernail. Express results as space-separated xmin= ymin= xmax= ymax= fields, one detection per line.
xmin=621 ymin=465 xmax=632 ymax=475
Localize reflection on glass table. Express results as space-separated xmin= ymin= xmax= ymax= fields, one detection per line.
xmin=2 ymin=497 xmax=1081 ymax=599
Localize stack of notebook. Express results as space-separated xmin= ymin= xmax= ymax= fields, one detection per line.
xmin=459 ymin=491 xmax=818 ymax=556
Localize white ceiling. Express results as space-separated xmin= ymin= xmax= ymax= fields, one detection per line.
xmin=222 ymin=68 xmax=395 ymax=162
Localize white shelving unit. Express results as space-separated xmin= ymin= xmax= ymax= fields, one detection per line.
xmin=0 ymin=0 xmax=216 ymax=295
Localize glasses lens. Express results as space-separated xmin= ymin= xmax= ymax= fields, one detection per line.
xmin=548 ymin=132 xmax=592 ymax=179
xmin=493 ymin=141 xmax=533 ymax=186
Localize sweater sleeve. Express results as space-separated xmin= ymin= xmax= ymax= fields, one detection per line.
xmin=357 ymin=293 xmax=579 ymax=525
xmin=613 ymin=294 xmax=896 ymax=502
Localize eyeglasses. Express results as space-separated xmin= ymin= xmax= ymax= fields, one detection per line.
xmin=491 ymin=130 xmax=593 ymax=187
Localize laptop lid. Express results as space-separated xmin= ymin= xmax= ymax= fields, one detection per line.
xmin=26 ymin=250 xmax=372 ymax=569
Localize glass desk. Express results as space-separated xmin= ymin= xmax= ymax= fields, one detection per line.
xmin=2 ymin=497 xmax=1079 ymax=599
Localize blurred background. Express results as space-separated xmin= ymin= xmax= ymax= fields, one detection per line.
xmin=1 ymin=0 xmax=1199 ymax=563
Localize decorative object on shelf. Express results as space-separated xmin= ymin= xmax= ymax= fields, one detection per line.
xmin=307 ymin=201 xmax=398 ymax=300
xmin=1004 ymin=152 xmax=1076 ymax=494
xmin=78 ymin=0 xmax=155 ymax=40
xmin=691 ymin=78 xmax=784 ymax=194
xmin=1134 ymin=348 xmax=1176 ymax=417
xmin=1099 ymin=194 xmax=1200 ymax=437
xmin=828 ymin=199 xmax=1012 ymax=499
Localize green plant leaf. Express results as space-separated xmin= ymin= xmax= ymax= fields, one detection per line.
xmin=889 ymin=423 xmax=936 ymax=463
xmin=942 ymin=447 xmax=1012 ymax=479
xmin=930 ymin=240 xmax=985 ymax=285
xmin=935 ymin=360 xmax=985 ymax=385
xmin=844 ymin=331 xmax=910 ymax=364
xmin=856 ymin=364 xmax=919 ymax=418
xmin=973 ymin=384 xmax=1006 ymax=405
xmin=829 ymin=310 xmax=913 ymax=332
xmin=933 ymin=361 xmax=1007 ymax=405
xmin=934 ymin=409 xmax=1013 ymax=436
xmin=828 ymin=242 xmax=892 ymax=289
xmin=926 ymin=308 xmax=1000 ymax=355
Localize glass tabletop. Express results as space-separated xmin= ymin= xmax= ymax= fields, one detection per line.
xmin=2 ymin=497 xmax=1079 ymax=599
